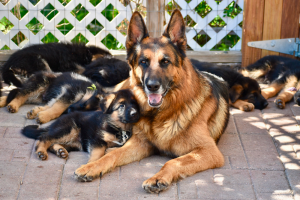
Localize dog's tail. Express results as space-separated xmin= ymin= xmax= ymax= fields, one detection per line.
xmin=2 ymin=64 xmax=23 ymax=87
xmin=21 ymin=125 xmax=47 ymax=139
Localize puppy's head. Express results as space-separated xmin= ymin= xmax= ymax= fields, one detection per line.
xmin=294 ymin=89 xmax=300 ymax=106
xmin=101 ymin=89 xmax=140 ymax=124
xmin=230 ymin=77 xmax=268 ymax=110
xmin=67 ymin=83 xmax=104 ymax=113
xmin=126 ymin=9 xmax=187 ymax=108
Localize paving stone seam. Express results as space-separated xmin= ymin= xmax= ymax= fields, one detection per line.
xmin=289 ymin=104 xmax=300 ymax=125
xmin=57 ymin=164 xmax=66 ymax=200
xmin=261 ymin=109 xmax=296 ymax=200
xmin=231 ymin=113 xmax=259 ymax=200
xmin=16 ymin=163 xmax=29 ymax=200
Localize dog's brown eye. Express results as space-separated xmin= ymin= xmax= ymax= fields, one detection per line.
xmin=164 ymin=60 xmax=169 ymax=63
xmin=141 ymin=60 xmax=146 ymax=64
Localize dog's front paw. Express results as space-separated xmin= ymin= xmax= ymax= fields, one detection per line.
xmin=240 ymin=102 xmax=254 ymax=112
xmin=57 ymin=148 xmax=68 ymax=159
xmin=74 ymin=163 xmax=101 ymax=182
xmin=27 ymin=109 xmax=38 ymax=119
xmin=37 ymin=151 xmax=48 ymax=160
xmin=7 ymin=104 xmax=18 ymax=113
xmin=36 ymin=112 xmax=51 ymax=124
xmin=275 ymin=98 xmax=285 ymax=109
xmin=142 ymin=177 xmax=170 ymax=193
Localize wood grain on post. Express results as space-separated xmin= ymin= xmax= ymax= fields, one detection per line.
xmin=146 ymin=0 xmax=165 ymax=37
xmin=280 ymin=0 xmax=300 ymax=59
xmin=261 ymin=0 xmax=283 ymax=57
xmin=241 ymin=0 xmax=265 ymax=67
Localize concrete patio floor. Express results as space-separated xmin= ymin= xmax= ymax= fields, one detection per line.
xmin=0 ymin=82 xmax=300 ymax=200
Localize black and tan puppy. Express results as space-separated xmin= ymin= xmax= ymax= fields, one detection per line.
xmin=2 ymin=42 xmax=112 ymax=87
xmin=239 ymin=55 xmax=300 ymax=109
xmin=191 ymin=59 xmax=268 ymax=111
xmin=0 ymin=71 xmax=103 ymax=124
xmin=21 ymin=89 xmax=140 ymax=164
xmin=83 ymin=57 xmax=130 ymax=87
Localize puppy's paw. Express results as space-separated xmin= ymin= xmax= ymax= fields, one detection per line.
xmin=27 ymin=109 xmax=38 ymax=119
xmin=56 ymin=148 xmax=68 ymax=159
xmin=36 ymin=112 xmax=51 ymax=124
xmin=7 ymin=103 xmax=19 ymax=113
xmin=36 ymin=151 xmax=48 ymax=160
xmin=275 ymin=98 xmax=285 ymax=109
xmin=143 ymin=177 xmax=170 ymax=193
xmin=74 ymin=163 xmax=101 ymax=182
xmin=0 ymin=96 xmax=7 ymax=107
xmin=239 ymin=102 xmax=254 ymax=112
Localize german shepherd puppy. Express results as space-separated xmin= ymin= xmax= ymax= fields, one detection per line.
xmin=83 ymin=57 xmax=130 ymax=87
xmin=21 ymin=89 xmax=140 ymax=163
xmin=239 ymin=55 xmax=300 ymax=109
xmin=191 ymin=59 xmax=268 ymax=111
xmin=2 ymin=42 xmax=111 ymax=87
xmin=0 ymin=72 xmax=103 ymax=124
xmin=294 ymin=89 xmax=300 ymax=106
xmin=73 ymin=10 xmax=230 ymax=193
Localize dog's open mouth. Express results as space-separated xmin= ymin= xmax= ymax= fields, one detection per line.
xmin=148 ymin=94 xmax=163 ymax=107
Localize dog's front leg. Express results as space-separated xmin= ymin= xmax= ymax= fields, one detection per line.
xmin=142 ymin=143 xmax=224 ymax=193
xmin=74 ymin=134 xmax=154 ymax=182
xmin=230 ymin=99 xmax=254 ymax=111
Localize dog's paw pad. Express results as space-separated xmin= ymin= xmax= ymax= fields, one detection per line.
xmin=275 ymin=99 xmax=285 ymax=109
xmin=37 ymin=151 xmax=47 ymax=160
xmin=142 ymin=178 xmax=169 ymax=193
xmin=74 ymin=173 xmax=93 ymax=182
xmin=57 ymin=148 xmax=68 ymax=159
xmin=27 ymin=110 xmax=36 ymax=119
xmin=241 ymin=103 xmax=254 ymax=112
xmin=7 ymin=105 xmax=17 ymax=113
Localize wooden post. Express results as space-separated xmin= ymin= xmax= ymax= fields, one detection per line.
xmin=280 ymin=0 xmax=300 ymax=59
xmin=261 ymin=0 xmax=283 ymax=57
xmin=146 ymin=0 xmax=165 ymax=37
xmin=241 ymin=0 xmax=265 ymax=67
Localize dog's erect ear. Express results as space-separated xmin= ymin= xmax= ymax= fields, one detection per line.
xmin=126 ymin=11 xmax=149 ymax=51
xmin=99 ymin=93 xmax=116 ymax=113
xmin=229 ymin=84 xmax=243 ymax=103
xmin=162 ymin=9 xmax=186 ymax=51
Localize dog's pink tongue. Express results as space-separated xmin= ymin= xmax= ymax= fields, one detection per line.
xmin=148 ymin=94 xmax=162 ymax=104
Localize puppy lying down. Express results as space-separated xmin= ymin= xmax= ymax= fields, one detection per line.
xmin=21 ymin=90 xmax=140 ymax=165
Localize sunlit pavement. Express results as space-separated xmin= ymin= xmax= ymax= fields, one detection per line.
xmin=1 ymin=81 xmax=300 ymax=200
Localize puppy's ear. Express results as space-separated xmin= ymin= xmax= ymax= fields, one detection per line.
xmin=162 ymin=9 xmax=186 ymax=52
xmin=229 ymin=84 xmax=243 ymax=103
xmin=126 ymin=11 xmax=149 ymax=52
xmin=99 ymin=93 xmax=116 ymax=113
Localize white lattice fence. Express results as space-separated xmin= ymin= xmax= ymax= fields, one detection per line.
xmin=166 ymin=0 xmax=243 ymax=51
xmin=0 ymin=0 xmax=243 ymax=51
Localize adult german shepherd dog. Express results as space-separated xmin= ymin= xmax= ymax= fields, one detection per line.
xmin=191 ymin=59 xmax=268 ymax=111
xmin=74 ymin=10 xmax=230 ymax=193
xmin=2 ymin=42 xmax=111 ymax=87
xmin=239 ymin=55 xmax=300 ymax=109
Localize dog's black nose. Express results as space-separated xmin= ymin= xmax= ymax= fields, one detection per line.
xmin=130 ymin=108 xmax=137 ymax=117
xmin=262 ymin=101 xmax=269 ymax=109
xmin=146 ymin=80 xmax=160 ymax=92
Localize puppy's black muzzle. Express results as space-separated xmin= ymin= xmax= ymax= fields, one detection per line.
xmin=122 ymin=107 xmax=140 ymax=124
